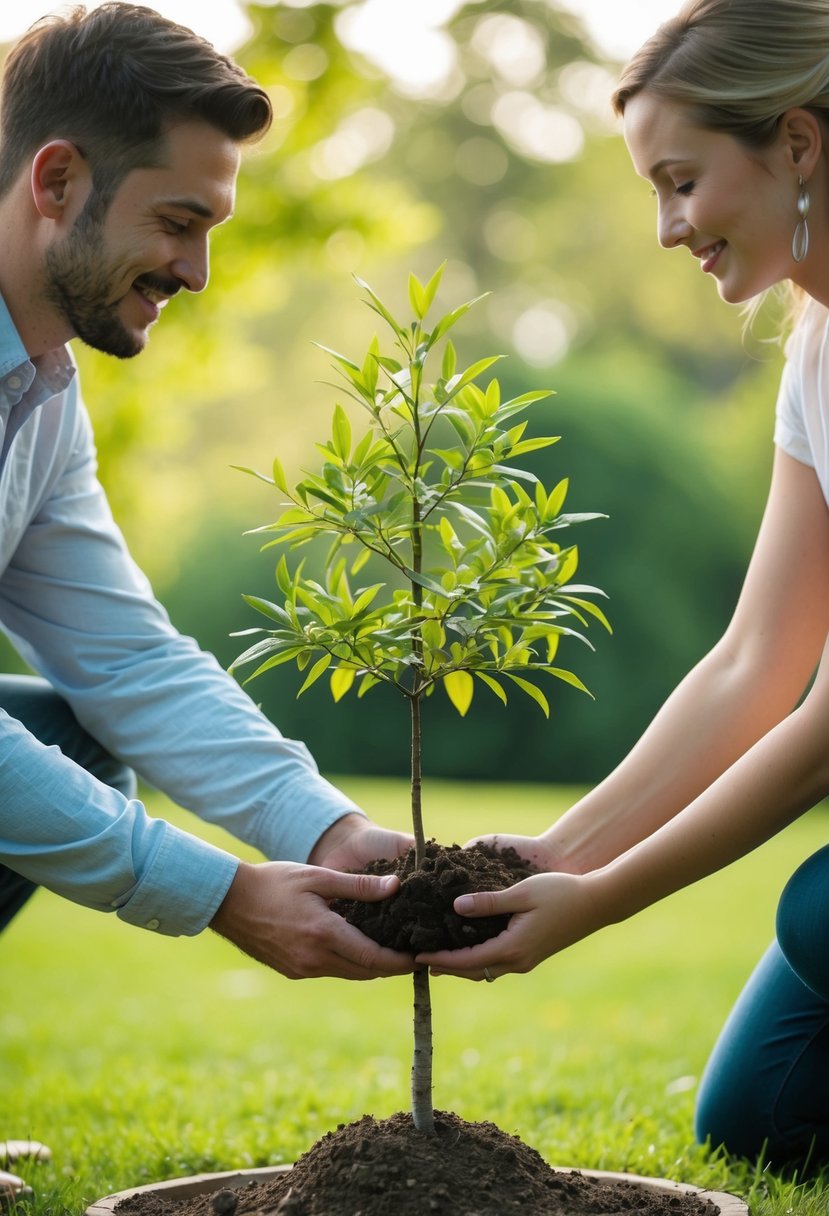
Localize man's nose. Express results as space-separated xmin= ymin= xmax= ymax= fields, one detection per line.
xmin=171 ymin=241 xmax=209 ymax=293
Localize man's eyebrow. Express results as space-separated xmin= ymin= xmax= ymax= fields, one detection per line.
xmin=159 ymin=197 xmax=216 ymax=219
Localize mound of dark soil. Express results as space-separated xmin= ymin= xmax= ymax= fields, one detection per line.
xmin=114 ymin=1111 xmax=721 ymax=1216
xmin=112 ymin=843 xmax=726 ymax=1216
xmin=332 ymin=839 xmax=535 ymax=952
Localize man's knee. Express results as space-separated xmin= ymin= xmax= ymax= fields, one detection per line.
xmin=0 ymin=674 xmax=136 ymax=800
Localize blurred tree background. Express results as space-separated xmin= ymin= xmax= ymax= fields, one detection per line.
xmin=1 ymin=0 xmax=785 ymax=784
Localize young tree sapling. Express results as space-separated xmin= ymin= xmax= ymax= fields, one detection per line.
xmin=231 ymin=265 xmax=610 ymax=1135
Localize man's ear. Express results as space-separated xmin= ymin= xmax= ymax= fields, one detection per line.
xmin=30 ymin=140 xmax=90 ymax=220
xmin=780 ymin=108 xmax=824 ymax=179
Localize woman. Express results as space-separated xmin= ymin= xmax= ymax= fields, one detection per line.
xmin=419 ymin=0 xmax=829 ymax=1167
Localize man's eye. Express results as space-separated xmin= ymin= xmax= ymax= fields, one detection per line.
xmin=675 ymin=181 xmax=696 ymax=196
xmin=163 ymin=218 xmax=189 ymax=234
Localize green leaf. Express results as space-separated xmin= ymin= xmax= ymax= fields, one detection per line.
xmin=354 ymin=275 xmax=407 ymax=339
xmin=408 ymin=272 xmax=427 ymax=319
xmin=443 ymin=669 xmax=474 ymax=716
xmin=546 ymin=666 xmax=594 ymax=697
xmin=272 ymin=457 xmax=289 ymax=494
xmin=441 ymin=340 xmax=457 ymax=382
xmin=357 ymin=672 xmax=382 ymax=698
xmin=297 ymin=653 xmax=332 ymax=697
xmin=476 ymin=671 xmax=508 ymax=706
xmin=546 ymin=479 xmax=569 ymax=518
xmin=241 ymin=594 xmax=293 ymax=626
xmin=362 ymin=337 xmax=380 ymax=396
xmin=556 ymin=547 xmax=580 ymax=584
xmin=429 ymin=293 xmax=489 ymax=344
xmin=496 ymin=390 xmax=556 ymax=419
xmin=422 ymin=262 xmax=445 ymax=313
xmin=231 ymin=464 xmax=274 ymax=486
xmin=404 ymin=567 xmax=455 ymax=598
xmin=352 ymin=583 xmax=385 ymax=614
xmin=313 ymin=342 xmax=361 ymax=373
xmin=332 ymin=404 xmax=352 ymax=462
xmin=331 ymin=665 xmax=356 ymax=702
xmin=509 ymin=437 xmax=559 ymax=457
xmin=447 ymin=355 xmax=505 ymax=397
xmin=242 ymin=647 xmax=306 ymax=682
xmin=274 ymin=556 xmax=292 ymax=595
xmin=351 ymin=547 xmax=372 ymax=575
xmin=484 ymin=378 xmax=500 ymax=415
xmin=505 ymin=673 xmax=550 ymax=717
xmin=421 ymin=618 xmax=446 ymax=650
xmin=559 ymin=595 xmax=613 ymax=632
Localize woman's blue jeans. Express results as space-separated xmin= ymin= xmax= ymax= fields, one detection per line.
xmin=695 ymin=843 xmax=829 ymax=1168
xmin=0 ymin=674 xmax=136 ymax=932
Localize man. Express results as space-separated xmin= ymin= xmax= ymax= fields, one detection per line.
xmin=0 ymin=4 xmax=413 ymax=1194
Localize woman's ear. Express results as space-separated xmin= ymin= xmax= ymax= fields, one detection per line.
xmin=30 ymin=140 xmax=90 ymax=220
xmin=780 ymin=108 xmax=824 ymax=179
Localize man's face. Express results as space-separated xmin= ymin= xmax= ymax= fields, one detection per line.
xmin=44 ymin=120 xmax=240 ymax=358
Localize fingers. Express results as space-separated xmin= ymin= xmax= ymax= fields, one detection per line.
xmin=326 ymin=919 xmax=414 ymax=980
xmin=416 ymin=937 xmax=510 ymax=979
xmin=314 ymin=868 xmax=401 ymax=903
xmin=453 ymin=882 xmax=529 ymax=920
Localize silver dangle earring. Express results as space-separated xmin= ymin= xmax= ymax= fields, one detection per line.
xmin=793 ymin=175 xmax=811 ymax=263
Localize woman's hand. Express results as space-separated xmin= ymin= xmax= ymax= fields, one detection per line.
xmin=463 ymin=832 xmax=559 ymax=873
xmin=415 ymin=869 xmax=610 ymax=981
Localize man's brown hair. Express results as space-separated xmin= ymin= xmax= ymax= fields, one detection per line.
xmin=0 ymin=2 xmax=272 ymax=202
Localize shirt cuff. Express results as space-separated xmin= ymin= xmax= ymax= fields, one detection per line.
xmin=113 ymin=819 xmax=240 ymax=937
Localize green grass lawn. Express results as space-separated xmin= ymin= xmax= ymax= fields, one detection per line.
xmin=4 ymin=778 xmax=829 ymax=1215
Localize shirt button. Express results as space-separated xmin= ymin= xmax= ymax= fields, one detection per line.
xmin=6 ymin=375 xmax=22 ymax=390
xmin=145 ymin=918 xmax=160 ymax=930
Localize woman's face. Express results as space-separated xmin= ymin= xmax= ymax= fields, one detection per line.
xmin=623 ymin=91 xmax=797 ymax=304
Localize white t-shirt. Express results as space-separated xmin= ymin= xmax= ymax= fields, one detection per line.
xmin=775 ymin=298 xmax=829 ymax=502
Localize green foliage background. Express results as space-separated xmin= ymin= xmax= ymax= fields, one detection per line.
xmin=1 ymin=0 xmax=784 ymax=783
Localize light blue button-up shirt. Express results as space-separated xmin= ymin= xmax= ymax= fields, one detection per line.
xmin=0 ymin=293 xmax=360 ymax=937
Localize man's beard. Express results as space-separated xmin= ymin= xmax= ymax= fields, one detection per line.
xmin=43 ymin=200 xmax=179 ymax=360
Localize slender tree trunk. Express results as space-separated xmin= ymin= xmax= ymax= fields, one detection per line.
xmin=410 ymin=691 xmax=426 ymax=865
xmin=409 ymin=691 xmax=434 ymax=1133
xmin=409 ymin=432 xmax=434 ymax=1133
xmin=411 ymin=967 xmax=434 ymax=1133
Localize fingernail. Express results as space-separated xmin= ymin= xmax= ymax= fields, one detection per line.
xmin=455 ymin=895 xmax=473 ymax=915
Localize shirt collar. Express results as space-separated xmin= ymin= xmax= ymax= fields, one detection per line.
xmin=0 ymin=290 xmax=75 ymax=414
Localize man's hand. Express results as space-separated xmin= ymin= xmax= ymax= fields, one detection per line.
xmin=210 ymin=859 xmax=415 ymax=980
xmin=309 ymin=812 xmax=413 ymax=873
xmin=415 ymin=870 xmax=608 ymax=981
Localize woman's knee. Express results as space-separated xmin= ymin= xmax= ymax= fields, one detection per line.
xmin=777 ymin=845 xmax=829 ymax=1002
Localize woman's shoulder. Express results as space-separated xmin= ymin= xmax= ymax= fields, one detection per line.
xmin=784 ymin=297 xmax=829 ymax=363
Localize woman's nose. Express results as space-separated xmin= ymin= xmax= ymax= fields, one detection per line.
xmin=657 ymin=201 xmax=693 ymax=250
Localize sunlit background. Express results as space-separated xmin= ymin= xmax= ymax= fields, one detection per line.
xmin=0 ymin=0 xmax=781 ymax=785
xmin=4 ymin=0 xmax=681 ymax=59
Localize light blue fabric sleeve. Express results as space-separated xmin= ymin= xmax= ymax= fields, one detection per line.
xmin=0 ymin=710 xmax=239 ymax=935
xmin=0 ymin=392 xmax=362 ymax=935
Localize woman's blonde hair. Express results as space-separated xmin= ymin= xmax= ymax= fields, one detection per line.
xmin=612 ymin=0 xmax=829 ymax=329
xmin=612 ymin=0 xmax=829 ymax=135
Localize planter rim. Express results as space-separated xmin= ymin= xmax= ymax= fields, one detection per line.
xmin=86 ymin=1162 xmax=748 ymax=1215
